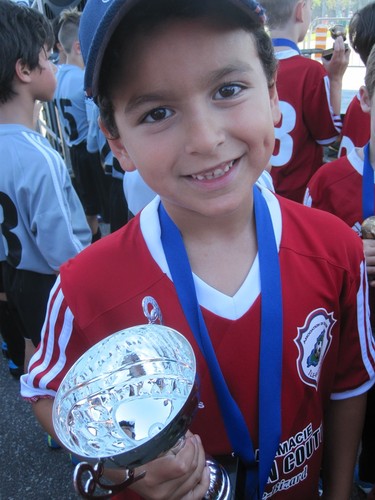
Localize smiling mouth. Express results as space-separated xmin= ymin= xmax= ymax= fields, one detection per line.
xmin=191 ymin=160 xmax=236 ymax=180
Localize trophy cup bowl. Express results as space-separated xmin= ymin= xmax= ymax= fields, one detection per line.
xmin=322 ymin=24 xmax=349 ymax=60
xmin=52 ymin=324 xmax=231 ymax=499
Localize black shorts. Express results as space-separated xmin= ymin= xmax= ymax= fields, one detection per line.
xmin=69 ymin=141 xmax=110 ymax=218
xmin=2 ymin=262 xmax=56 ymax=346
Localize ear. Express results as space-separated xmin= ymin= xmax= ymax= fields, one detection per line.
xmin=269 ymin=81 xmax=281 ymax=125
xmin=73 ymin=40 xmax=82 ymax=56
xmin=14 ymin=59 xmax=32 ymax=83
xmin=99 ymin=118 xmax=136 ymax=172
xmin=295 ymin=0 xmax=304 ymax=22
xmin=359 ymin=85 xmax=371 ymax=114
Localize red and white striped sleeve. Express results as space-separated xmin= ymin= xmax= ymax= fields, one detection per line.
xmin=20 ymin=276 xmax=80 ymax=402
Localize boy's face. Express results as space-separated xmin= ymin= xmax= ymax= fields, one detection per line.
xmin=109 ymin=17 xmax=280 ymax=219
xmin=31 ymin=46 xmax=57 ymax=102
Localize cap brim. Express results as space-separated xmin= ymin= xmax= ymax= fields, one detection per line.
xmin=80 ymin=0 xmax=266 ymax=98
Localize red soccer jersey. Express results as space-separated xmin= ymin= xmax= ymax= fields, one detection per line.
xmin=339 ymin=93 xmax=370 ymax=157
xmin=304 ymin=149 xmax=367 ymax=231
xmin=22 ymin=192 xmax=375 ymax=499
xmin=304 ymin=148 xmax=375 ymax=327
xmin=271 ymin=51 xmax=341 ymax=203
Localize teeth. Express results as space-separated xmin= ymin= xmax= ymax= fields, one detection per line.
xmin=192 ymin=161 xmax=234 ymax=180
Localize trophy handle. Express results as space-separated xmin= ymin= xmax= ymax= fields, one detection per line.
xmin=73 ymin=460 xmax=146 ymax=499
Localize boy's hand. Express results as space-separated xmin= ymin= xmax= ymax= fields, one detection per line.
xmin=363 ymin=239 xmax=375 ymax=286
xmin=130 ymin=432 xmax=210 ymax=500
xmin=322 ymin=35 xmax=350 ymax=80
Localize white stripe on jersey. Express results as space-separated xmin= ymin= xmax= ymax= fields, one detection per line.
xmin=357 ymin=261 xmax=375 ymax=377
xmin=327 ymin=262 xmax=375 ymax=401
xmin=25 ymin=278 xmax=74 ymax=392
xmin=322 ymin=74 xmax=342 ymax=134
xmin=39 ymin=299 xmax=74 ymax=389
xmin=25 ymin=276 xmax=62 ymax=369
xmin=22 ymin=131 xmax=85 ymax=255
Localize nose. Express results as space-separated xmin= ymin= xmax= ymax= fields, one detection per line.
xmin=184 ymin=107 xmax=225 ymax=155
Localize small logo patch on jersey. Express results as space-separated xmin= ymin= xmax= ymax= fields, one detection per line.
xmin=294 ymin=308 xmax=336 ymax=389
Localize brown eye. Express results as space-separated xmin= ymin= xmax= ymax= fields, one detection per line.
xmin=150 ymin=108 xmax=167 ymax=120
xmin=143 ymin=107 xmax=173 ymax=123
xmin=214 ymin=84 xmax=243 ymax=100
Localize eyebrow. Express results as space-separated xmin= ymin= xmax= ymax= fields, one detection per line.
xmin=206 ymin=63 xmax=253 ymax=85
xmin=124 ymin=62 xmax=253 ymax=115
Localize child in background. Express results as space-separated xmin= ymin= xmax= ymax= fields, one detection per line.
xmin=51 ymin=15 xmax=66 ymax=65
xmin=338 ymin=2 xmax=375 ymax=158
xmin=261 ymin=0 xmax=349 ymax=202
xmin=54 ymin=8 xmax=110 ymax=241
xmin=304 ymin=43 xmax=375 ymax=497
xmin=86 ymin=100 xmax=128 ymax=232
xmin=21 ymin=0 xmax=375 ymax=498
xmin=0 ymin=0 xmax=91 ymax=370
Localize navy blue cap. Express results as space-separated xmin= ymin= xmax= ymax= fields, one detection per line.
xmin=80 ymin=0 xmax=266 ymax=99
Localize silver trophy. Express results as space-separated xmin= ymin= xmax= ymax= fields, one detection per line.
xmin=52 ymin=298 xmax=231 ymax=499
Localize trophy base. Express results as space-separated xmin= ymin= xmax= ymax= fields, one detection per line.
xmin=204 ymin=457 xmax=232 ymax=499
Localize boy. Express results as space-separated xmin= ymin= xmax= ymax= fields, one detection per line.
xmin=304 ymin=43 xmax=375 ymax=498
xmin=21 ymin=0 xmax=375 ymax=499
xmin=338 ymin=2 xmax=375 ymax=158
xmin=0 ymin=0 xmax=91 ymax=370
xmin=261 ymin=0 xmax=349 ymax=203
xmin=86 ymin=100 xmax=129 ymax=232
xmin=54 ymin=8 xmax=110 ymax=241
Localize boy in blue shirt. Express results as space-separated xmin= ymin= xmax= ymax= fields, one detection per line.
xmin=0 ymin=0 xmax=91 ymax=370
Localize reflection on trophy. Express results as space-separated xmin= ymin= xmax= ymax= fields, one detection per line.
xmin=322 ymin=24 xmax=349 ymax=61
xmin=53 ymin=303 xmax=231 ymax=499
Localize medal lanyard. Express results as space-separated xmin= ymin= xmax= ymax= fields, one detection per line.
xmin=362 ymin=142 xmax=374 ymax=220
xmin=158 ymin=186 xmax=283 ymax=499
xmin=272 ymin=38 xmax=301 ymax=54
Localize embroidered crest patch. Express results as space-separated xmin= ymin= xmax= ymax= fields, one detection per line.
xmin=294 ymin=308 xmax=336 ymax=389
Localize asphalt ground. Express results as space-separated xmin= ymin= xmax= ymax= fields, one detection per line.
xmin=0 ymin=354 xmax=80 ymax=500
xmin=0 ymin=64 xmax=370 ymax=500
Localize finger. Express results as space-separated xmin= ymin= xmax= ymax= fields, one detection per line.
xmin=333 ymin=36 xmax=344 ymax=50
xmin=180 ymin=465 xmax=211 ymax=500
xmin=169 ymin=435 xmax=208 ymax=499
xmin=130 ymin=434 xmax=207 ymax=499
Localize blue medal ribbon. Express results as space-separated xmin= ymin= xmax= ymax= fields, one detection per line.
xmin=362 ymin=142 xmax=374 ymax=221
xmin=158 ymin=186 xmax=283 ymax=498
xmin=272 ymin=38 xmax=301 ymax=54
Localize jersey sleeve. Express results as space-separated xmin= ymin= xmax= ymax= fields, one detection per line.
xmin=303 ymin=167 xmax=326 ymax=209
xmin=20 ymin=276 xmax=90 ymax=401
xmin=27 ymin=144 xmax=91 ymax=271
xmin=86 ymin=99 xmax=100 ymax=153
xmin=302 ymin=63 xmax=341 ymax=142
xmin=332 ymin=256 xmax=375 ymax=398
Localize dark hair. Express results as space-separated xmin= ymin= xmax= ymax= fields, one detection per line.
xmin=98 ymin=0 xmax=277 ymax=138
xmin=0 ymin=0 xmax=54 ymax=104
xmin=349 ymin=2 xmax=375 ymax=66
xmin=52 ymin=15 xmax=64 ymax=53
xmin=365 ymin=44 xmax=375 ymax=100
